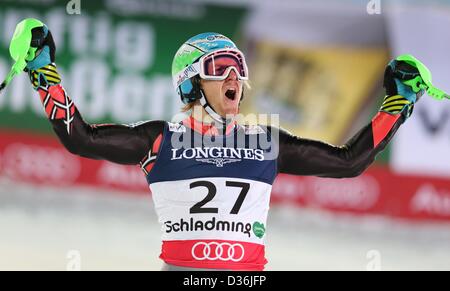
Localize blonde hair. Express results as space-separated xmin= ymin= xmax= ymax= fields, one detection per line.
xmin=181 ymin=100 xmax=200 ymax=112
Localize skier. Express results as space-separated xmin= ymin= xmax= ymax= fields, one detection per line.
xmin=25 ymin=27 xmax=423 ymax=270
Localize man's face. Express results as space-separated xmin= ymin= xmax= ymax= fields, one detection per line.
xmin=200 ymin=69 xmax=243 ymax=117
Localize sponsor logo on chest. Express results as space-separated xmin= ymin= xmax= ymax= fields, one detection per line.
xmin=171 ymin=147 xmax=264 ymax=167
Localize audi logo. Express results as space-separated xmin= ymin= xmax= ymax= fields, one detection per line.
xmin=191 ymin=242 xmax=245 ymax=262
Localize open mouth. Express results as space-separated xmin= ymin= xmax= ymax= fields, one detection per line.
xmin=225 ymin=88 xmax=237 ymax=101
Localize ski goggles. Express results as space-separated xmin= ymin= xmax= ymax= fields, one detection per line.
xmin=174 ymin=49 xmax=249 ymax=89
xmin=198 ymin=49 xmax=249 ymax=81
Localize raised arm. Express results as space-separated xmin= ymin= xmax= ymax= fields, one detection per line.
xmin=26 ymin=27 xmax=164 ymax=165
xmin=46 ymin=98 xmax=164 ymax=165
xmin=276 ymin=59 xmax=424 ymax=178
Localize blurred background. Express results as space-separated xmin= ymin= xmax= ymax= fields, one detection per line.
xmin=1 ymin=0 xmax=450 ymax=270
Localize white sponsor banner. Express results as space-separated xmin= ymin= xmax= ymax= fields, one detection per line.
xmin=387 ymin=2 xmax=450 ymax=177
